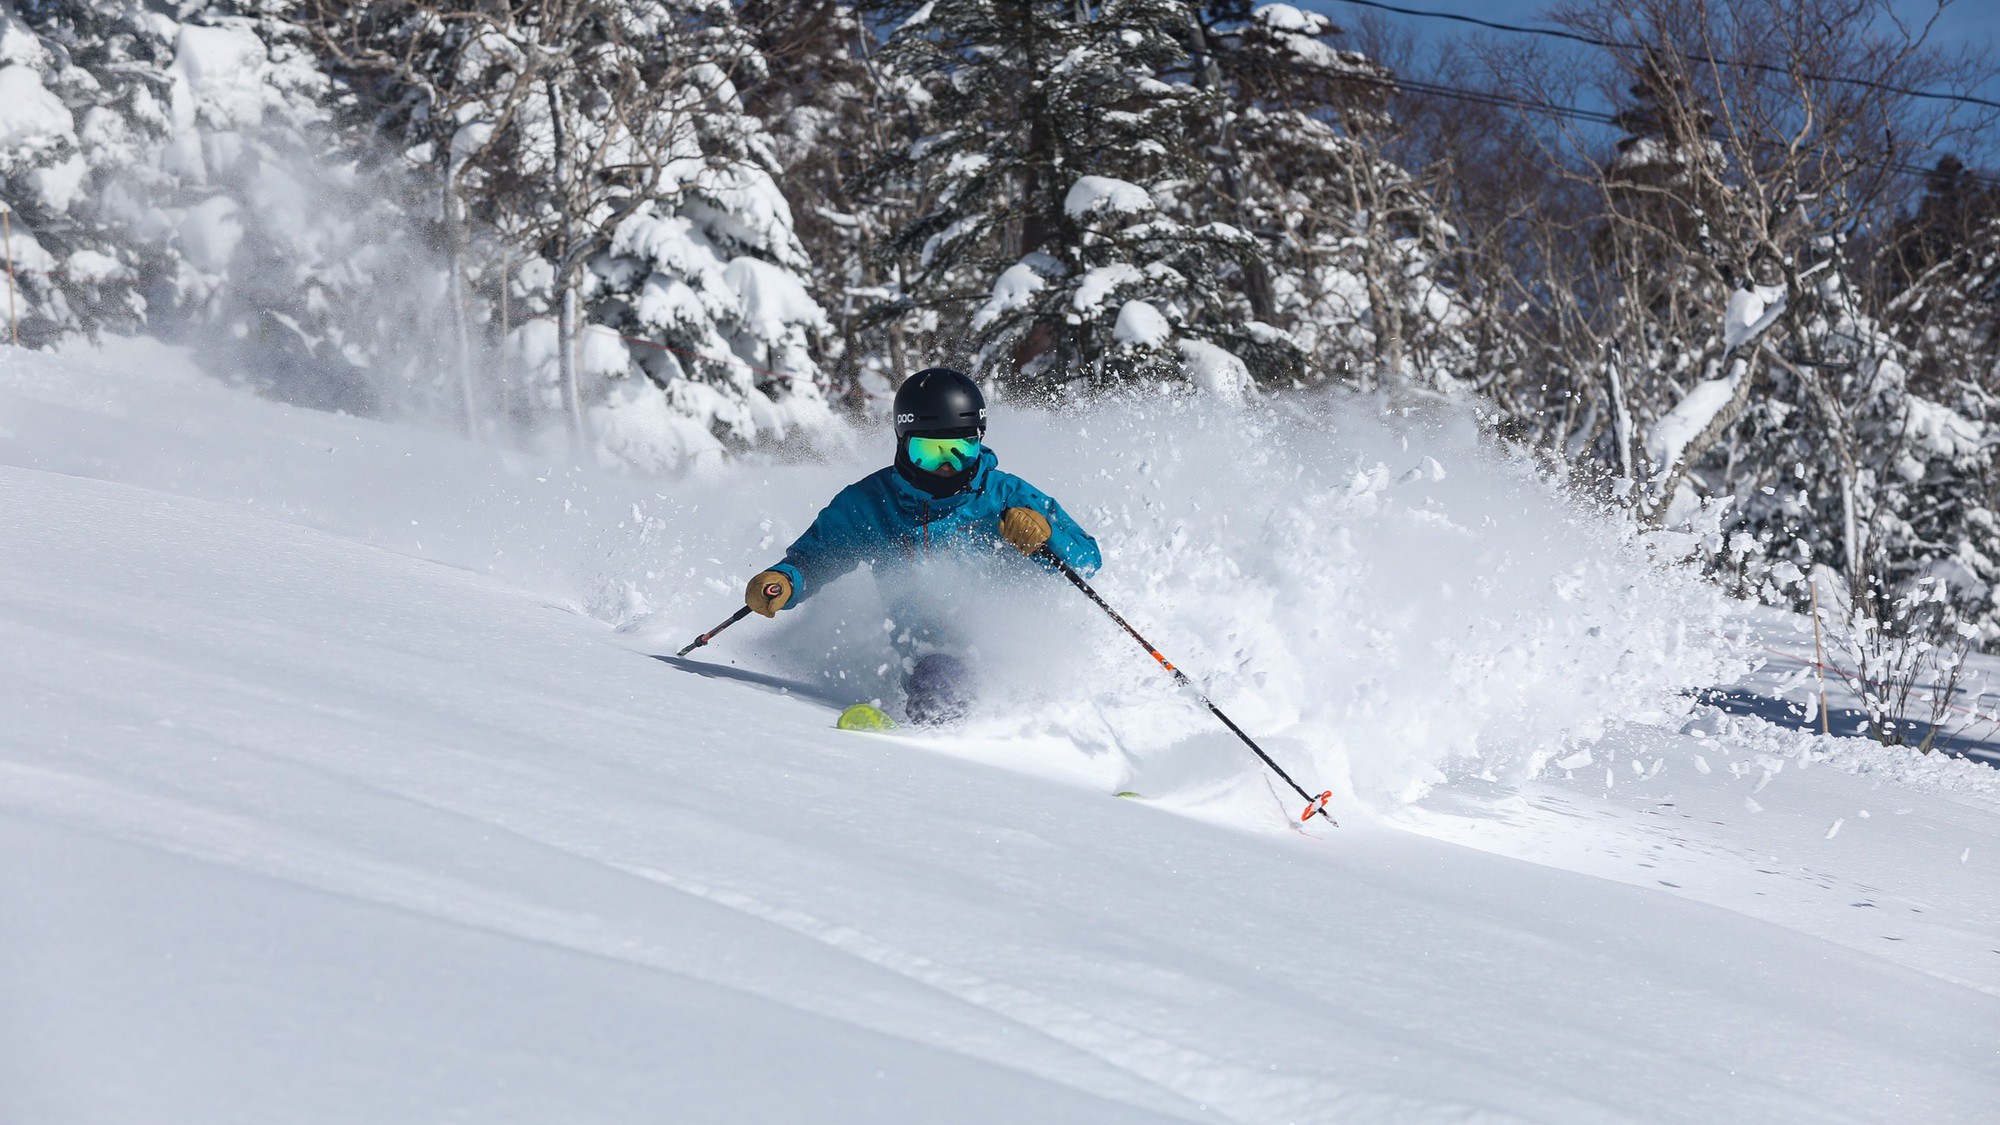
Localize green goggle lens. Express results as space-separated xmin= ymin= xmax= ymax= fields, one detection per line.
xmin=906 ymin=435 xmax=981 ymax=472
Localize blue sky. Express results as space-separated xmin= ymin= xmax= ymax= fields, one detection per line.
xmin=1304 ymin=0 xmax=2000 ymax=48
xmin=1301 ymin=0 xmax=2000 ymax=103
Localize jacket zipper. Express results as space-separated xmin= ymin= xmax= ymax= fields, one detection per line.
xmin=922 ymin=500 xmax=930 ymax=554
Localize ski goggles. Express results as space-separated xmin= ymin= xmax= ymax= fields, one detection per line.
xmin=906 ymin=434 xmax=982 ymax=473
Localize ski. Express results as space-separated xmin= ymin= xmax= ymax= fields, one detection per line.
xmin=836 ymin=703 xmax=899 ymax=732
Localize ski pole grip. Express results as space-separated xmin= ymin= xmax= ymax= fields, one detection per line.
xmin=763 ymin=582 xmax=784 ymax=599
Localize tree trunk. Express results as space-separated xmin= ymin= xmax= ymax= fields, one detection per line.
xmin=1185 ymin=12 xmax=1274 ymax=322
xmin=1016 ymin=4 xmax=1050 ymax=260
xmin=498 ymin=251 xmax=512 ymax=427
xmin=1344 ymin=135 xmax=1405 ymax=386
xmin=444 ymin=178 xmax=477 ymax=439
xmin=546 ymin=74 xmax=585 ymax=448
xmin=1762 ymin=344 xmax=1869 ymax=609
xmin=1606 ymin=347 xmax=1635 ymax=485
xmin=1362 ymin=219 xmax=1406 ymax=383
xmin=1011 ymin=1 xmax=1058 ymax=378
xmin=558 ymin=273 xmax=583 ymax=443
xmin=1641 ymin=346 xmax=1756 ymax=529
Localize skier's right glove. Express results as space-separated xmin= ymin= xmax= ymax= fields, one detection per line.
xmin=998 ymin=507 xmax=1052 ymax=555
xmin=745 ymin=570 xmax=793 ymax=617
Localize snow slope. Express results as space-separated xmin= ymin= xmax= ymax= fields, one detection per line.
xmin=3 ymin=340 xmax=1998 ymax=1123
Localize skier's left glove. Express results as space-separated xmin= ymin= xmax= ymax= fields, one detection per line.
xmin=998 ymin=507 xmax=1052 ymax=555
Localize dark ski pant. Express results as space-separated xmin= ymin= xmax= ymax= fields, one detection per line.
xmin=906 ymin=653 xmax=973 ymax=726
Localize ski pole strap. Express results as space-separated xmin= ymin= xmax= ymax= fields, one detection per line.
xmin=677 ymin=604 xmax=755 ymax=658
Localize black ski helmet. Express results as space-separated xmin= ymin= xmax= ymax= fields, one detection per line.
xmin=893 ymin=367 xmax=986 ymax=440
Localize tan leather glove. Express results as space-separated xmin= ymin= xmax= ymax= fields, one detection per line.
xmin=998 ymin=507 xmax=1052 ymax=555
xmin=744 ymin=570 xmax=793 ymax=617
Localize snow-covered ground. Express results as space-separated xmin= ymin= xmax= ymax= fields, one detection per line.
xmin=2 ymin=340 xmax=1996 ymax=1123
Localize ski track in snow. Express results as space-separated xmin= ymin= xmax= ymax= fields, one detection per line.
xmin=610 ymin=862 xmax=1503 ymax=1125
xmin=4 ymin=339 xmax=2000 ymax=1123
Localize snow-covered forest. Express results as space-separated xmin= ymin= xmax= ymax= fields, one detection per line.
xmin=3 ymin=0 xmax=1997 ymax=651
xmin=7 ymin=3 xmax=2000 ymax=1120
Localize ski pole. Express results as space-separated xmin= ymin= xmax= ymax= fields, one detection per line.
xmin=676 ymin=606 xmax=751 ymax=657
xmin=676 ymin=579 xmax=784 ymax=657
xmin=1037 ymin=549 xmax=1337 ymax=825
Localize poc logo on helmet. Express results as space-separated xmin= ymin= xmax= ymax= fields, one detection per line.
xmin=896 ymin=413 xmax=916 ymax=424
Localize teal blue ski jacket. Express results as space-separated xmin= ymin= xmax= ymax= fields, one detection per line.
xmin=767 ymin=447 xmax=1100 ymax=608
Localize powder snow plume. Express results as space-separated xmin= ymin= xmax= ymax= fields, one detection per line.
xmin=697 ymin=387 xmax=1748 ymax=821
xmin=6 ymin=341 xmax=1743 ymax=822
xmin=981 ymin=389 xmax=1747 ymax=817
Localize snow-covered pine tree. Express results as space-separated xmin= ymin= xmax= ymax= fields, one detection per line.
xmin=153 ymin=4 xmax=424 ymax=412
xmin=1180 ymin=2 xmax=1470 ymax=387
xmin=738 ymin=0 xmax=919 ymax=406
xmin=870 ymin=0 xmax=1260 ymax=394
xmin=1872 ymin=164 xmax=2000 ymax=639
xmin=1884 ymin=158 xmax=2000 ymax=391
xmin=314 ymin=0 xmax=833 ymax=469
xmin=1754 ymin=250 xmax=1994 ymax=640
xmin=589 ymin=31 xmax=837 ymax=470
xmin=0 ymin=2 xmax=445 ymax=413
xmin=0 ymin=1 xmax=176 ymax=347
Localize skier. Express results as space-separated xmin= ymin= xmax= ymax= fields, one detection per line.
xmin=742 ymin=367 xmax=1100 ymax=725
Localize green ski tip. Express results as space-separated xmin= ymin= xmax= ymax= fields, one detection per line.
xmin=837 ymin=703 xmax=898 ymax=732
xmin=1114 ymin=791 xmax=1144 ymax=799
